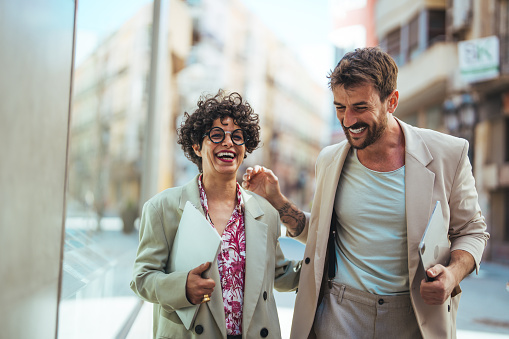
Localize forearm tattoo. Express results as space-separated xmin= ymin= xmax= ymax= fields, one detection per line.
xmin=277 ymin=202 xmax=306 ymax=237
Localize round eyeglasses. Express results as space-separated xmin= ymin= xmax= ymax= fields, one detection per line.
xmin=203 ymin=127 xmax=247 ymax=146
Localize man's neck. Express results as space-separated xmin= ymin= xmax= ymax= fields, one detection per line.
xmin=356 ymin=117 xmax=405 ymax=172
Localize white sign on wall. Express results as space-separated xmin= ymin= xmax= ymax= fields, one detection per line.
xmin=458 ymin=35 xmax=499 ymax=83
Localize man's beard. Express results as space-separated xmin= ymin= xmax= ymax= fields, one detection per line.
xmin=342 ymin=113 xmax=388 ymax=150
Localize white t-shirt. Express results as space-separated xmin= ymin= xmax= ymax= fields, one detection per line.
xmin=333 ymin=149 xmax=409 ymax=295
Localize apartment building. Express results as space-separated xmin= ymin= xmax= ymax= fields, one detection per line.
xmin=70 ymin=0 xmax=193 ymax=219
xmin=462 ymin=0 xmax=509 ymax=263
xmin=373 ymin=0 xmax=509 ymax=263
xmin=178 ymin=0 xmax=329 ymax=208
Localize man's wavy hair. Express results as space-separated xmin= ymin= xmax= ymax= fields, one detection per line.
xmin=328 ymin=47 xmax=398 ymax=102
xmin=177 ymin=90 xmax=261 ymax=172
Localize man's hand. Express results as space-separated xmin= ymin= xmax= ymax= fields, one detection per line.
xmin=420 ymin=250 xmax=475 ymax=305
xmin=185 ymin=262 xmax=216 ymax=305
xmin=242 ymin=165 xmax=283 ymax=207
xmin=242 ymin=165 xmax=306 ymax=237
xmin=420 ymin=264 xmax=458 ymax=305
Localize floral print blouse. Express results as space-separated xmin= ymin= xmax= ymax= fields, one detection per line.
xmin=198 ymin=175 xmax=246 ymax=335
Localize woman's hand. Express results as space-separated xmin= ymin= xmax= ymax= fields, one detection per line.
xmin=185 ymin=262 xmax=216 ymax=305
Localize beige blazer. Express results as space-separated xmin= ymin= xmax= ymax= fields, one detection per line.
xmin=131 ymin=176 xmax=301 ymax=339
xmin=289 ymin=119 xmax=489 ymax=339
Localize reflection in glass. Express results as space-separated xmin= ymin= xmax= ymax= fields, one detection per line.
xmin=59 ymin=1 xmax=153 ymax=338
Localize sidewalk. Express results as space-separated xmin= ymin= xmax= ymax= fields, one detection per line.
xmin=127 ymin=243 xmax=509 ymax=338
xmin=129 ymin=294 xmax=509 ymax=339
xmin=455 ymin=261 xmax=509 ymax=336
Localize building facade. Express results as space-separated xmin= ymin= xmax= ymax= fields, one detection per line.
xmin=373 ymin=0 xmax=509 ymax=263
xmin=463 ymin=0 xmax=509 ymax=263
xmin=177 ymin=0 xmax=330 ymax=209
xmin=70 ymin=0 xmax=193 ymax=224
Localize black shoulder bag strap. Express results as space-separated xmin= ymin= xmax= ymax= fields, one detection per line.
xmin=327 ymin=209 xmax=338 ymax=288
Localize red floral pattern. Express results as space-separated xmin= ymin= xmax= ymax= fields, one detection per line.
xmin=198 ymin=175 xmax=246 ymax=335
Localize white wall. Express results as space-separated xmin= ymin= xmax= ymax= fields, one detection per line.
xmin=0 ymin=0 xmax=75 ymax=337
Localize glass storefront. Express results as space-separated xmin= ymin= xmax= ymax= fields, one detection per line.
xmin=58 ymin=1 xmax=153 ymax=337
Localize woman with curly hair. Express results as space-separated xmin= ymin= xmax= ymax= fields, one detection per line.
xmin=131 ymin=90 xmax=301 ymax=339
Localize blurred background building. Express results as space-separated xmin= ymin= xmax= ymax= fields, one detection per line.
xmin=2 ymin=0 xmax=509 ymax=338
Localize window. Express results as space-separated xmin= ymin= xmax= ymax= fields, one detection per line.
xmin=58 ymin=1 xmax=154 ymax=338
xmin=496 ymin=0 xmax=509 ymax=74
xmin=505 ymin=188 xmax=509 ymax=241
xmin=505 ymin=117 xmax=509 ymax=162
xmin=407 ymin=14 xmax=420 ymax=60
xmin=386 ymin=27 xmax=401 ymax=64
xmin=428 ymin=10 xmax=446 ymax=46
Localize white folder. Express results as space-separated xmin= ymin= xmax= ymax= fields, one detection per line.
xmin=418 ymin=201 xmax=451 ymax=282
xmin=169 ymin=201 xmax=222 ymax=329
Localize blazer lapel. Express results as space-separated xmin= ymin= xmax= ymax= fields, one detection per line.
xmin=179 ymin=175 xmax=203 ymax=213
xmin=398 ymin=119 xmax=435 ymax=285
xmin=180 ymin=176 xmax=226 ymax=337
xmin=240 ymin=188 xmax=267 ymax=336
xmin=313 ymin=143 xmax=350 ymax=289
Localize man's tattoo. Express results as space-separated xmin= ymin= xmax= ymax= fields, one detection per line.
xmin=277 ymin=202 xmax=305 ymax=237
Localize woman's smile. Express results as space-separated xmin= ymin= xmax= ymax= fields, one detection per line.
xmin=216 ymin=150 xmax=236 ymax=162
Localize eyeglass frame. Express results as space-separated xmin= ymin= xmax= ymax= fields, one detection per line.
xmin=202 ymin=127 xmax=248 ymax=146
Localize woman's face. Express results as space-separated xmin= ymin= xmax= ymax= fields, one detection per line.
xmin=193 ymin=117 xmax=246 ymax=179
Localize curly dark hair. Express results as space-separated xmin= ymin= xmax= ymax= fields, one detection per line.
xmin=177 ymin=90 xmax=261 ymax=172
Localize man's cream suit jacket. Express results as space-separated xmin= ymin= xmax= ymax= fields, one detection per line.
xmin=289 ymin=119 xmax=489 ymax=339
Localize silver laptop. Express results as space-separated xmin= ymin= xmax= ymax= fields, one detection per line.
xmin=418 ymin=201 xmax=451 ymax=282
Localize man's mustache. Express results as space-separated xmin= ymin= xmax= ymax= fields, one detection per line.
xmin=342 ymin=123 xmax=368 ymax=130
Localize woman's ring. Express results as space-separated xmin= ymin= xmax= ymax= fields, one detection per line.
xmin=201 ymin=294 xmax=210 ymax=303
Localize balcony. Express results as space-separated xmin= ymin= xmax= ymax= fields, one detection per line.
xmin=376 ymin=0 xmax=422 ymax=39
xmin=396 ymin=42 xmax=456 ymax=117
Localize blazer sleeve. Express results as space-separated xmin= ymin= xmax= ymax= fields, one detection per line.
xmin=274 ymin=212 xmax=302 ymax=292
xmin=130 ymin=199 xmax=194 ymax=312
xmin=288 ymin=144 xmax=338 ymax=244
xmin=448 ymin=140 xmax=490 ymax=273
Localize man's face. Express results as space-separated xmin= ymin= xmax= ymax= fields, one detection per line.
xmin=333 ymin=83 xmax=392 ymax=150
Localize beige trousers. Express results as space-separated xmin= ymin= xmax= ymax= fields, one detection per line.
xmin=313 ymin=282 xmax=422 ymax=339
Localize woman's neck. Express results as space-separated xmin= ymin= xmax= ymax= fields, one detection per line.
xmin=201 ymin=173 xmax=238 ymax=202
